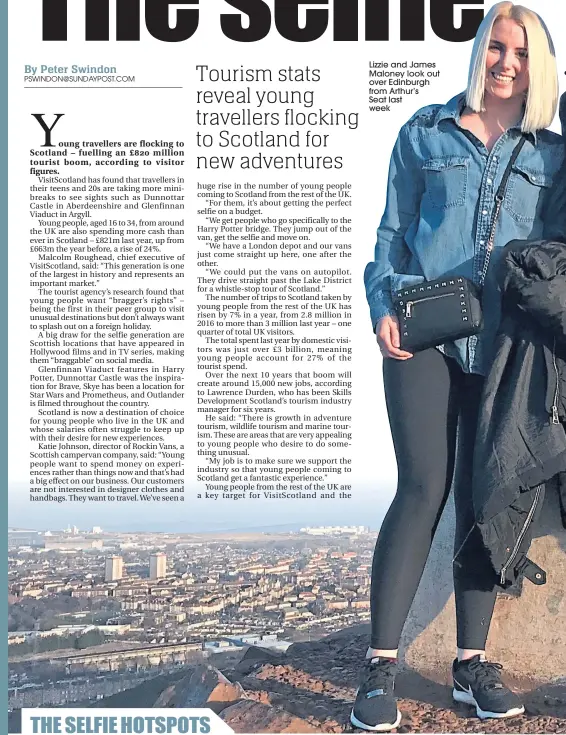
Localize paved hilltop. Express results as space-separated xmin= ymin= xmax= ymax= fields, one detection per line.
xmin=99 ymin=630 xmax=566 ymax=733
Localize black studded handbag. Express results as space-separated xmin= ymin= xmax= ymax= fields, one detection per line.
xmin=392 ymin=136 xmax=526 ymax=353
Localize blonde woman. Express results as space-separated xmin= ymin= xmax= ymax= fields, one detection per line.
xmin=352 ymin=3 xmax=563 ymax=731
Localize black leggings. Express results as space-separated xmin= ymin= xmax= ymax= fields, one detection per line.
xmin=370 ymin=347 xmax=498 ymax=651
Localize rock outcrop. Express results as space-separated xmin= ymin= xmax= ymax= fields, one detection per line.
xmin=220 ymin=700 xmax=319 ymax=733
xmin=219 ymin=633 xmax=565 ymax=732
xmin=153 ymin=664 xmax=245 ymax=713
xmin=96 ymin=630 xmax=565 ymax=733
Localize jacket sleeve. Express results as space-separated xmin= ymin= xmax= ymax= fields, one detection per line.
xmin=498 ymin=240 xmax=566 ymax=341
xmin=364 ymin=123 xmax=424 ymax=329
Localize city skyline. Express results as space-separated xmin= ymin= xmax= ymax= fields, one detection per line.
xmin=8 ymin=521 xmax=381 ymax=535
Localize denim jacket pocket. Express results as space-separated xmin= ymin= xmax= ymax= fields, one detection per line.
xmin=505 ymin=162 xmax=553 ymax=223
xmin=422 ymin=155 xmax=469 ymax=209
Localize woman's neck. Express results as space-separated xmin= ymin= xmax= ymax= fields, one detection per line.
xmin=480 ymin=93 xmax=524 ymax=132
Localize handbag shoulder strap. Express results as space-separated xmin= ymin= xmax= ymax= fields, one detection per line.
xmin=480 ymin=135 xmax=527 ymax=284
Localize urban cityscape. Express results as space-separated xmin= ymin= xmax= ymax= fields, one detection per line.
xmin=8 ymin=524 xmax=375 ymax=709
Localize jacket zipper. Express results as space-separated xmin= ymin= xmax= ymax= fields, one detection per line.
xmin=499 ymin=484 xmax=542 ymax=585
xmin=405 ymin=292 xmax=456 ymax=318
xmin=551 ymin=337 xmax=560 ymax=425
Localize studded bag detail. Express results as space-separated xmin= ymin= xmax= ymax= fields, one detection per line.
xmin=394 ymin=278 xmax=482 ymax=352
xmin=392 ymin=136 xmax=526 ymax=353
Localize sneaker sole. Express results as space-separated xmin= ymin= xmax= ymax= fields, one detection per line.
xmin=350 ymin=709 xmax=402 ymax=732
xmin=452 ymin=688 xmax=525 ymax=720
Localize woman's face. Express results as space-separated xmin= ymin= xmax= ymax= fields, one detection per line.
xmin=484 ymin=18 xmax=529 ymax=102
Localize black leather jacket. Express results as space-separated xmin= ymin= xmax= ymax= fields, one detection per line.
xmin=470 ymin=239 xmax=566 ymax=588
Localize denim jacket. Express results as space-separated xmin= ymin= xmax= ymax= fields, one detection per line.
xmin=365 ymin=93 xmax=564 ymax=374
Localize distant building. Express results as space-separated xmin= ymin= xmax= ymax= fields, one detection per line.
xmin=92 ymin=526 xmax=103 ymax=534
xmin=71 ymin=587 xmax=109 ymax=598
xmin=44 ymin=537 xmax=103 ymax=551
xmin=149 ymin=552 xmax=167 ymax=580
xmin=105 ymin=556 xmax=123 ymax=582
xmin=8 ymin=530 xmax=44 ymax=549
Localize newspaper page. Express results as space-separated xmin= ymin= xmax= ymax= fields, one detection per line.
xmin=8 ymin=1 xmax=565 ymax=734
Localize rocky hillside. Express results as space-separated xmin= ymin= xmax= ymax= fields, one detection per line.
xmin=100 ymin=630 xmax=566 ymax=733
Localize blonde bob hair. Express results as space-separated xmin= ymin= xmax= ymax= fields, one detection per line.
xmin=466 ymin=2 xmax=558 ymax=133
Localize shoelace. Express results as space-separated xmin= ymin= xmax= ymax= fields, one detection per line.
xmin=466 ymin=660 xmax=505 ymax=690
xmin=362 ymin=659 xmax=396 ymax=695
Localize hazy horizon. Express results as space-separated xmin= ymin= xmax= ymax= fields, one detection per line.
xmin=9 ymin=483 xmax=393 ymax=534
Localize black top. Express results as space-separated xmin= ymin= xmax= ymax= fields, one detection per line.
xmin=544 ymin=92 xmax=566 ymax=241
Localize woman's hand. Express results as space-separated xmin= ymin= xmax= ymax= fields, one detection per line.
xmin=376 ymin=315 xmax=413 ymax=360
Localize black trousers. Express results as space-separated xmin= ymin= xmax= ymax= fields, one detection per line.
xmin=370 ymin=347 xmax=498 ymax=650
